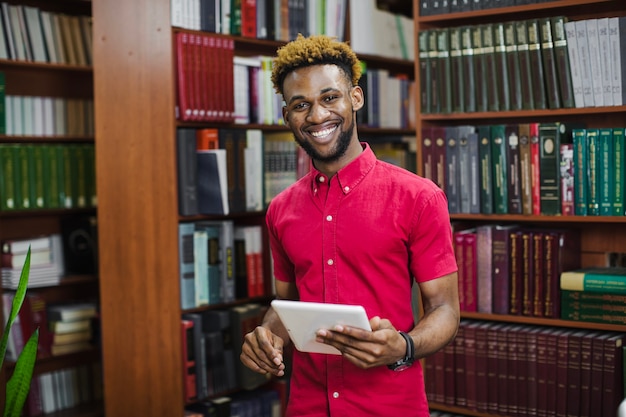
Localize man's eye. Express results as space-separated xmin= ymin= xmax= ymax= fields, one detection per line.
xmin=293 ymin=102 xmax=307 ymax=110
xmin=324 ymin=95 xmax=338 ymax=102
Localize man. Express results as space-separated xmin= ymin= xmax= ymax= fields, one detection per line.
xmin=241 ymin=34 xmax=460 ymax=417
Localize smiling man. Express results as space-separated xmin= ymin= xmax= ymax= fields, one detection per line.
xmin=240 ymin=34 xmax=460 ymax=417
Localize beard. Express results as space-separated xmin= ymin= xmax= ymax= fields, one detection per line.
xmin=294 ymin=116 xmax=355 ymax=164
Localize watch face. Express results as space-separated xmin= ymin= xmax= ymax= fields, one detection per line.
xmin=391 ymin=362 xmax=413 ymax=372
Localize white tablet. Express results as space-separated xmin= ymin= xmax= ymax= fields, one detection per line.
xmin=271 ymin=299 xmax=372 ymax=355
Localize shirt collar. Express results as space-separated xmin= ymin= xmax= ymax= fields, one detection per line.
xmin=310 ymin=142 xmax=376 ymax=195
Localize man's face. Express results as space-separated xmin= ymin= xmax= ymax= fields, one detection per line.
xmin=281 ymin=65 xmax=363 ymax=163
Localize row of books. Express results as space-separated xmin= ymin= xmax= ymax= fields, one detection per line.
xmin=0 ymin=3 xmax=92 ymax=66
xmin=1 ymin=234 xmax=65 ymax=289
xmin=23 ymin=363 xmax=102 ymax=416
xmin=3 ymin=291 xmax=98 ymax=361
xmin=172 ymin=0 xmax=347 ymax=43
xmin=179 ymin=220 xmax=266 ymax=310
xmin=185 ymin=388 xmax=284 ymax=417
xmin=181 ymin=303 xmax=270 ymax=401
xmin=421 ymin=123 xmax=626 ymax=217
xmin=0 ymin=144 xmax=96 ymax=212
xmin=560 ymin=267 xmax=626 ymax=325
xmin=419 ymin=0 xmax=558 ymax=16
xmin=424 ymin=321 xmax=625 ymax=417
xmin=452 ymin=224 xmax=580 ymax=317
xmin=419 ymin=16 xmax=626 ymax=114
xmin=3 ymin=94 xmax=95 ymax=137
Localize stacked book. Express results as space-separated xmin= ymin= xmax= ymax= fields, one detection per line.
xmin=1 ymin=234 xmax=65 ymax=288
xmin=560 ymin=267 xmax=626 ymax=325
xmin=47 ymin=301 xmax=98 ymax=356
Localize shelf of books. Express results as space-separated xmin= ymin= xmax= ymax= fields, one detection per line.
xmin=414 ymin=0 xmax=626 ymax=416
xmin=0 ymin=1 xmax=102 ymax=416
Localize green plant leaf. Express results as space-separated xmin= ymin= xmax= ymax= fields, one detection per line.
xmin=0 ymin=247 xmax=31 ymax=370
xmin=4 ymin=329 xmax=38 ymax=417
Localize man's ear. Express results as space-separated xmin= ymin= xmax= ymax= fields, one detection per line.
xmin=351 ymin=85 xmax=364 ymax=112
xmin=282 ymin=106 xmax=290 ymax=127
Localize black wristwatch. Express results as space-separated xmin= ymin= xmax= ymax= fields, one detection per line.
xmin=387 ymin=331 xmax=415 ymax=371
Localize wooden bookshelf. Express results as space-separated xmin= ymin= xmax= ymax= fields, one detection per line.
xmin=414 ymin=1 xmax=626 ymax=416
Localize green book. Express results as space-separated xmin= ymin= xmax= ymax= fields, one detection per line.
xmin=598 ymin=128 xmax=614 ymax=216
xmin=418 ymin=31 xmax=431 ymax=114
xmin=503 ymin=21 xmax=522 ymax=111
xmin=560 ymin=308 xmax=626 ymax=325
xmin=586 ymin=128 xmax=600 ymax=215
xmin=436 ymin=28 xmax=452 ymax=114
xmin=526 ymin=19 xmax=548 ymax=110
xmin=472 ymin=25 xmax=488 ymax=113
xmin=492 ymin=23 xmax=510 ymax=111
xmin=613 ymin=127 xmax=625 ymax=216
xmin=29 ymin=145 xmax=45 ymax=209
xmin=449 ymin=27 xmax=464 ymax=113
xmin=515 ymin=20 xmax=534 ymax=110
xmin=0 ymin=72 xmax=5 ymax=134
xmin=490 ymin=124 xmax=508 ymax=214
xmin=481 ymin=24 xmax=499 ymax=112
xmin=478 ymin=125 xmax=493 ymax=214
xmin=572 ymin=128 xmax=588 ymax=216
xmin=42 ymin=145 xmax=60 ymax=208
xmin=57 ymin=145 xmax=76 ymax=208
xmin=561 ymin=289 xmax=626 ymax=305
xmin=0 ymin=144 xmax=16 ymax=210
xmin=71 ymin=144 xmax=87 ymax=208
xmin=460 ymin=26 xmax=475 ymax=113
xmin=560 ymin=267 xmax=626 ymax=294
xmin=15 ymin=145 xmax=30 ymax=210
xmin=428 ymin=30 xmax=440 ymax=114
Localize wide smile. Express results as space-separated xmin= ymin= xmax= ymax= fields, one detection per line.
xmin=307 ymin=124 xmax=338 ymax=142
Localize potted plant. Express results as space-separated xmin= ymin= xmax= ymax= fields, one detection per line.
xmin=0 ymin=248 xmax=39 ymax=417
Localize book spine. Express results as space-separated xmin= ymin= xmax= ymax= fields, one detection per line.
xmin=561 ymin=271 xmax=626 ymax=295
xmin=509 ymin=230 xmax=523 ymax=315
xmin=540 ymin=18 xmax=562 ymax=109
xmin=573 ymin=128 xmax=588 ymax=215
xmin=532 ymin=232 xmax=545 ymax=317
xmin=598 ymin=128 xmax=614 ymax=216
xmin=587 ymin=128 xmax=600 ymax=215
xmin=518 ymin=123 xmax=533 ymax=214
xmin=551 ymin=16 xmax=575 ymax=108
xmin=449 ymin=27 xmax=464 ymax=113
xmin=515 ymin=20 xmax=534 ymax=110
xmin=564 ymin=20 xmax=585 ymax=108
xmin=504 ymin=21 xmax=522 ymax=110
xmin=538 ymin=122 xmax=561 ymax=215
xmin=613 ymin=127 xmax=625 ymax=216
xmin=559 ymin=143 xmax=575 ymax=216
xmin=493 ymin=23 xmax=511 ymax=111
xmin=505 ymin=124 xmax=522 ymax=214
xmin=490 ymin=124 xmax=508 ymax=214
xmin=527 ymin=19 xmax=548 ymax=110
xmin=437 ymin=28 xmax=452 ymax=114
xmin=481 ymin=24 xmax=500 ymax=111
xmin=478 ymin=125 xmax=493 ymax=214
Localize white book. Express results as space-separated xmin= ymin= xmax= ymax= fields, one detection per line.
xmin=12 ymin=95 xmax=23 ymax=135
xmin=50 ymin=13 xmax=67 ymax=64
xmin=245 ymin=129 xmax=264 ymax=211
xmin=564 ymin=20 xmax=585 ymax=108
xmin=349 ymin=0 xmax=377 ymax=56
xmin=22 ymin=6 xmax=47 ymax=62
xmin=54 ymin=97 xmax=66 ymax=135
xmin=1 ymin=3 xmax=15 ymax=59
xmin=0 ymin=6 xmax=8 ymax=59
xmin=22 ymin=95 xmax=33 ymax=135
xmin=220 ymin=0 xmax=230 ymax=34
xmin=39 ymin=373 xmax=56 ymax=414
xmin=42 ymin=97 xmax=55 ymax=136
xmin=597 ymin=17 xmax=613 ymax=106
xmin=576 ymin=19 xmax=595 ymax=107
xmin=39 ymin=11 xmax=58 ymax=63
xmin=33 ymin=96 xmax=44 ymax=136
xmin=608 ymin=17 xmax=622 ymax=105
xmin=171 ymin=0 xmax=184 ymax=28
xmin=5 ymin=95 xmax=13 ymax=135
xmin=8 ymin=5 xmax=27 ymax=60
xmin=586 ymin=19 xmax=604 ymax=106
xmin=193 ymin=229 xmax=209 ymax=306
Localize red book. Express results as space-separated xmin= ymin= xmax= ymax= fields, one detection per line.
xmin=240 ymin=0 xmax=257 ymax=38
xmin=463 ymin=231 xmax=478 ymax=312
xmin=530 ymin=122 xmax=541 ymax=215
xmin=432 ymin=348 xmax=446 ymax=404
xmin=474 ymin=322 xmax=490 ymax=413
xmin=464 ymin=321 xmax=478 ymax=411
xmin=192 ymin=34 xmax=204 ymax=121
xmin=487 ymin=323 xmax=503 ymax=415
xmin=453 ymin=230 xmax=466 ymax=311
xmin=206 ymin=36 xmax=218 ymax=121
xmin=200 ymin=34 xmax=211 ymax=121
xmin=215 ymin=37 xmax=226 ymax=122
xmin=181 ymin=319 xmax=197 ymax=402
xmin=579 ymin=332 xmax=596 ymax=417
xmin=536 ymin=328 xmax=550 ymax=417
xmin=497 ymin=325 xmax=511 ymax=416
xmin=453 ymin=323 xmax=466 ymax=407
xmin=590 ymin=333 xmax=610 ymax=416
xmin=507 ymin=325 xmax=520 ymax=417
xmin=476 ymin=225 xmax=494 ymax=314
xmin=443 ymin=336 xmax=456 ymax=406
xmin=526 ymin=328 xmax=541 ymax=417
xmin=175 ymin=32 xmax=192 ymax=121
xmin=545 ymin=328 xmax=564 ymax=416
xmin=602 ymin=333 xmax=625 ymax=417
xmin=521 ymin=230 xmax=535 ymax=316
xmin=515 ymin=326 xmax=530 ymax=417
xmin=196 ymin=128 xmax=219 ymax=150
xmin=567 ymin=331 xmax=588 ymax=417
xmin=543 ymin=229 xmax=581 ymax=317
xmin=556 ymin=330 xmax=572 ymax=417
xmin=532 ymin=231 xmax=545 ymax=317
xmin=509 ymin=230 xmax=523 ymax=315
xmin=223 ymin=38 xmax=235 ymax=123
xmin=187 ymin=34 xmax=199 ymax=121
xmin=492 ymin=225 xmax=519 ymax=314
xmin=423 ymin=352 xmax=437 ymax=403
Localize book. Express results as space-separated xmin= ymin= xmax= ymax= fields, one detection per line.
xmin=445 ymin=126 xmax=460 ymax=214
xmin=200 ymin=310 xmax=237 ymax=392
xmin=49 ymin=319 xmax=91 ymax=335
xmin=176 ymin=128 xmax=199 ymax=216
xmin=476 ymin=225 xmax=494 ymax=313
xmin=47 ymin=302 xmax=97 ymax=322
xmin=598 ymin=128 xmax=614 ymax=216
xmin=437 ymin=28 xmax=452 ymax=114
xmin=539 ymin=17 xmax=562 ymax=109
xmin=472 ymin=25 xmax=488 ymax=112
xmin=515 ymin=20 xmax=534 ymax=110
xmin=182 ymin=313 xmax=209 ymax=399
xmin=493 ymin=22 xmax=510 ymax=111
xmin=492 ymin=225 xmax=519 ymax=314
xmin=564 ymin=20 xmax=585 ymax=108
xmin=613 ymin=127 xmax=625 ymax=216
xmin=573 ymin=128 xmax=589 ymax=215
xmin=218 ymin=128 xmax=247 ymax=213
xmin=526 ymin=19 xmax=548 ymax=110
xmin=197 ymin=149 xmax=229 ymax=215
xmin=449 ymin=27 xmax=464 ymax=113
xmin=477 ymin=125 xmax=493 ymax=214
xmin=551 ymin=16 xmax=575 ymax=108
xmin=505 ymin=124 xmax=522 ymax=215
xmin=178 ymin=222 xmax=196 ymax=310
xmin=481 ymin=24 xmax=500 ymax=112
xmin=197 ymin=220 xmax=236 ymax=303
xmin=503 ymin=21 xmax=522 ymax=111
xmin=559 ymin=143 xmax=575 ymax=216
xmin=490 ymin=124 xmax=508 ymax=214
xmin=518 ymin=123 xmax=533 ymax=214
xmin=561 ymin=267 xmax=626 ymax=295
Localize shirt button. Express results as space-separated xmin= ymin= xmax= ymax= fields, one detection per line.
xmin=333 ymin=392 xmax=339 ymax=399
xmin=326 ymin=215 xmax=332 ymax=221
xmin=327 ymin=259 xmax=334 ymax=265
xmin=344 ymin=186 xmax=350 ymax=192
xmin=314 ymin=188 xmax=318 ymax=194
xmin=319 ymin=176 xmax=325 ymax=183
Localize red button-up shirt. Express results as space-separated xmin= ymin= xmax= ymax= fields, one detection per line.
xmin=266 ymin=143 xmax=457 ymax=417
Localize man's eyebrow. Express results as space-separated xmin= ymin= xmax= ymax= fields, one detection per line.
xmin=286 ymin=87 xmax=340 ymax=105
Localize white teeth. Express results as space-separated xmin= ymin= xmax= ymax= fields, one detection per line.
xmin=310 ymin=126 xmax=337 ymax=138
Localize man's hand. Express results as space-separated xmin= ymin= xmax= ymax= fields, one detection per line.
xmin=314 ymin=316 xmax=408 ymax=369
xmin=241 ymin=325 xmax=287 ymax=377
